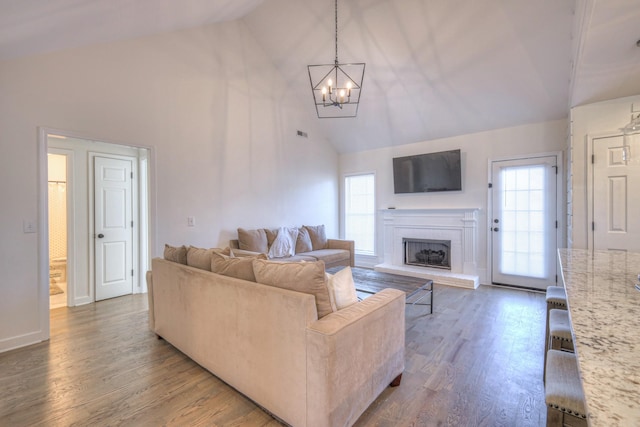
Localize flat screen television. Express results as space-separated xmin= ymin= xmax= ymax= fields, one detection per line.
xmin=393 ymin=149 xmax=462 ymax=193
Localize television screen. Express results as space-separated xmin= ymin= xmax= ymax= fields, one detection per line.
xmin=393 ymin=149 xmax=462 ymax=193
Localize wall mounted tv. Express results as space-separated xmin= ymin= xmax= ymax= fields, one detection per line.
xmin=393 ymin=149 xmax=462 ymax=194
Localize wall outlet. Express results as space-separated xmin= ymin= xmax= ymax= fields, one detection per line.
xmin=23 ymin=220 xmax=37 ymax=233
xmin=187 ymin=216 xmax=195 ymax=227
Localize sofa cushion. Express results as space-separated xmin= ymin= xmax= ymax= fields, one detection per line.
xmin=268 ymin=227 xmax=298 ymax=259
xmin=253 ymin=259 xmax=335 ymax=318
xmin=211 ymin=250 xmax=266 ymax=282
xmin=295 ymin=227 xmax=313 ymax=254
xmin=297 ymin=248 xmax=349 ymax=266
xmin=164 ymin=244 xmax=187 ymax=264
xmin=326 ymin=266 xmax=358 ymax=310
xmin=305 ymin=225 xmax=328 ymax=250
xmin=238 ymin=228 xmax=268 ymax=253
xmin=187 ymin=247 xmax=230 ymax=271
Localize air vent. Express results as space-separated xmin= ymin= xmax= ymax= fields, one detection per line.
xmin=296 ymin=130 xmax=308 ymax=138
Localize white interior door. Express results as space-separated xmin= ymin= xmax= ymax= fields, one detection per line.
xmin=592 ymin=134 xmax=640 ymax=250
xmin=94 ymin=156 xmax=133 ymax=301
xmin=491 ymin=156 xmax=558 ymax=290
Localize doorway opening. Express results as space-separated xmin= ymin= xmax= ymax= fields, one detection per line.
xmin=42 ymin=130 xmax=152 ymax=318
xmin=48 ymin=152 xmax=69 ymax=309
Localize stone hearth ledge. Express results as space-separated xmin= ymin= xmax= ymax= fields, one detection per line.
xmin=374 ymin=262 xmax=479 ymax=289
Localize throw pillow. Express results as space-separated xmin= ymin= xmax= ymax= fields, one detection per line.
xmin=253 ymin=259 xmax=334 ymax=318
xmin=327 ymin=266 xmax=358 ymax=310
xmin=186 ymin=246 xmax=216 ymax=271
xmin=265 ymin=228 xmax=279 ymax=248
xmin=295 ymin=227 xmax=313 ymax=254
xmin=164 ymin=244 xmax=187 ymax=264
xmin=211 ymin=250 xmax=266 ymax=282
xmin=267 ymin=227 xmax=299 ymax=259
xmin=305 ymin=225 xmax=328 ymax=250
xmin=237 ymin=228 xmax=268 ymax=253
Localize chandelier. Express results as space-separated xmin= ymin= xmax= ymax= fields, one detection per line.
xmin=307 ymin=0 xmax=365 ymax=118
xmin=620 ymin=110 xmax=640 ymax=162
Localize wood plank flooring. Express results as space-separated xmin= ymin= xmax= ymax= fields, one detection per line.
xmin=0 ymin=284 xmax=547 ymax=426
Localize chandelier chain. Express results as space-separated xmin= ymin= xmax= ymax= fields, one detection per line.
xmin=334 ymin=0 xmax=339 ymax=64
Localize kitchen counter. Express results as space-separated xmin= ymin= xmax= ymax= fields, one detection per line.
xmin=558 ymin=248 xmax=640 ymax=426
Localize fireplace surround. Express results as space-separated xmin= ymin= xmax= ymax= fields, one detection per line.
xmin=375 ymin=208 xmax=480 ymax=289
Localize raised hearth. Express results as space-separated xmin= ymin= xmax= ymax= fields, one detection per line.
xmin=375 ymin=208 xmax=480 ymax=289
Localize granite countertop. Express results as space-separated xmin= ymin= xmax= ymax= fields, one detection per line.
xmin=558 ymin=248 xmax=640 ymax=426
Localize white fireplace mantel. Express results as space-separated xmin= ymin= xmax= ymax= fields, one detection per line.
xmin=375 ymin=208 xmax=480 ymax=289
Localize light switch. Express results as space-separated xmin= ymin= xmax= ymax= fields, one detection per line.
xmin=187 ymin=216 xmax=195 ymax=227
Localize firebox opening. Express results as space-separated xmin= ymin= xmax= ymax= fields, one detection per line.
xmin=404 ymin=238 xmax=451 ymax=270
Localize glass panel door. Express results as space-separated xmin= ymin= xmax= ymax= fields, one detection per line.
xmin=491 ymin=156 xmax=557 ymax=289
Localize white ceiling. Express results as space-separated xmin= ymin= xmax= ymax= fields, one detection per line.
xmin=1 ymin=0 xmax=639 ymax=153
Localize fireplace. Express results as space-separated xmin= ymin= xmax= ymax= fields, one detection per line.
xmin=375 ymin=208 xmax=481 ymax=289
xmin=404 ymin=238 xmax=451 ymax=270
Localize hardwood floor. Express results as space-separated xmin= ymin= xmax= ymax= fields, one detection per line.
xmin=0 ymin=285 xmax=546 ymax=426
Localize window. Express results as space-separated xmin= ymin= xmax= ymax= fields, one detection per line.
xmin=344 ymin=173 xmax=375 ymax=255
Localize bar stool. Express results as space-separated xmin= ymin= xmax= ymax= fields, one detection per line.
xmin=544 ymin=286 xmax=567 ymax=378
xmin=544 ymin=308 xmax=575 ymax=380
xmin=548 ymin=309 xmax=574 ymax=352
xmin=545 ymin=350 xmax=588 ymax=426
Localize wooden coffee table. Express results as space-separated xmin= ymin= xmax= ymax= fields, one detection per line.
xmin=327 ymin=266 xmax=433 ymax=314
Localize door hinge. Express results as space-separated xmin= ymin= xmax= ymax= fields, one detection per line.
xmin=555 ymin=274 xmax=558 ymax=283
xmin=488 ymin=183 xmax=493 ymax=188
xmin=555 ymin=220 xmax=558 ymax=229
xmin=130 ymin=171 xmax=133 ymax=179
xmin=592 ymin=154 xmax=595 ymax=164
xmin=592 ymin=222 xmax=595 ymax=231
xmin=131 ymin=269 xmax=134 ymax=277
xmin=131 ymin=220 xmax=134 ymax=227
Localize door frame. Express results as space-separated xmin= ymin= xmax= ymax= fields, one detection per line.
xmin=486 ymin=151 xmax=565 ymax=288
xmin=37 ymin=127 xmax=156 ymax=341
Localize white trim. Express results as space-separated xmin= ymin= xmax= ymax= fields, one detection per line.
xmin=37 ymin=128 xmax=50 ymax=345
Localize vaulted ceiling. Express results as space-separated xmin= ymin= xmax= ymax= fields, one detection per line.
xmin=1 ymin=0 xmax=639 ymax=152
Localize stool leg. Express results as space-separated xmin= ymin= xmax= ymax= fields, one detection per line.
xmin=546 ymin=406 xmax=562 ymax=426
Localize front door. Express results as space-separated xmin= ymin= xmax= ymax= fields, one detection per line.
xmin=592 ymin=134 xmax=640 ymax=250
xmin=94 ymin=156 xmax=134 ymax=301
xmin=491 ymin=155 xmax=558 ymax=290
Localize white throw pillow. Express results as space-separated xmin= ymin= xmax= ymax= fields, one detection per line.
xmin=327 ymin=266 xmax=358 ymax=310
xmin=268 ymin=227 xmax=299 ymax=258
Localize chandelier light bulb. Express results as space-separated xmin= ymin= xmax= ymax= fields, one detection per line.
xmin=346 ymin=81 xmax=352 ymax=97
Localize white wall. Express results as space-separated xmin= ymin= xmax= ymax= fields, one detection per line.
xmin=0 ymin=21 xmax=338 ymax=352
xmin=569 ymin=94 xmax=640 ymax=248
xmin=339 ymin=119 xmax=568 ymax=282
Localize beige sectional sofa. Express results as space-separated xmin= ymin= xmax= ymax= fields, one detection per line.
xmin=147 ymin=248 xmax=405 ymax=427
xmin=230 ymin=225 xmax=354 ymax=269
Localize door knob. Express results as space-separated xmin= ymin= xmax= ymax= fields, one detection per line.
xmin=494 ymin=219 xmax=499 ymax=223
xmin=97 ymin=233 xmax=104 ymax=238
xmin=493 ymin=227 xmax=499 ymax=232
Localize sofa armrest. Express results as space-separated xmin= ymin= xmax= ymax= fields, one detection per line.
xmin=146 ymin=270 xmax=155 ymax=331
xmin=305 ymin=288 xmax=405 ymax=427
xmin=326 ymin=239 xmax=355 ymax=267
